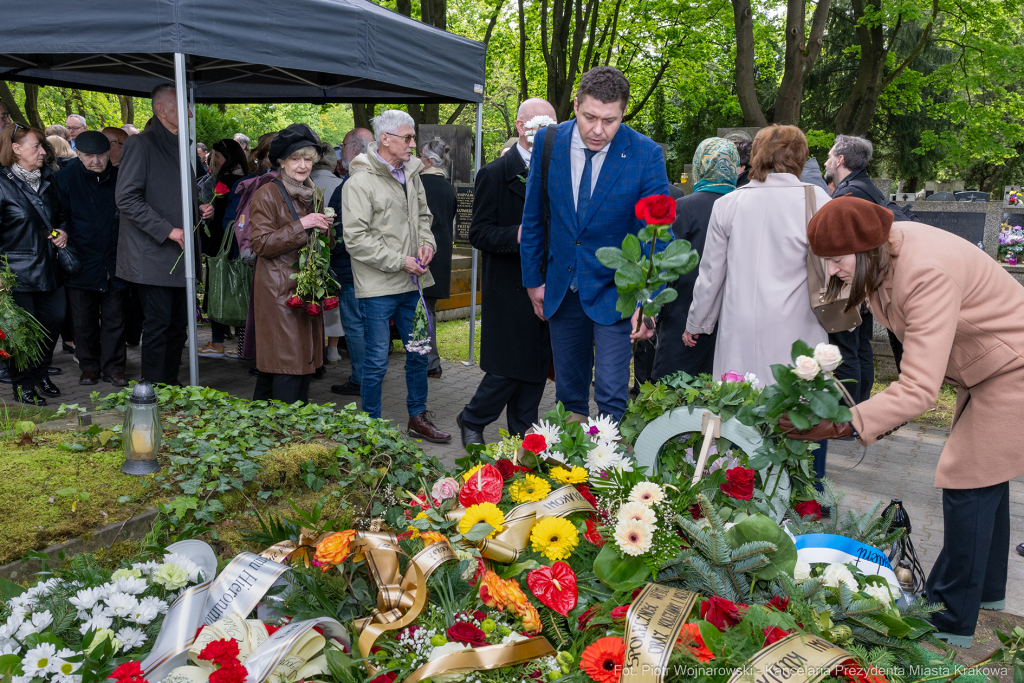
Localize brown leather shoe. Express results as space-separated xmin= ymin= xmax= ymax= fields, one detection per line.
xmin=408 ymin=411 xmax=451 ymax=444
xmin=79 ymin=370 xmax=100 ymax=385
xmin=105 ymin=372 xmax=129 ymax=387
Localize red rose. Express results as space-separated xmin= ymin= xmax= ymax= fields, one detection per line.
xmin=719 ymin=467 xmax=756 ymax=501
xmin=584 ymin=517 xmax=605 ymax=547
xmin=688 ymin=504 xmax=703 ymax=520
xmin=322 ymin=296 xmax=340 ymax=311
xmin=610 ymin=605 xmax=629 ymax=622
xmin=578 ymin=606 xmax=598 ymax=631
xmin=214 ymin=181 xmax=232 ymax=197
xmin=763 ymin=626 xmax=790 ymax=645
xmin=109 ymin=662 xmax=144 ymax=682
xmin=700 ymin=595 xmax=747 ymax=632
xmin=631 ymin=587 xmax=644 ymax=600
xmin=522 ymin=433 xmax=547 ymax=454
xmin=286 ymin=295 xmax=304 ymax=308
xmin=794 ymin=500 xmax=822 ymax=520
xmin=369 ymin=674 xmax=397 ymax=683
xmin=473 ymin=610 xmax=487 ymax=622
xmin=0 ymin=328 xmax=6 ymax=340
xmin=576 ymin=484 xmax=599 ymax=509
xmin=634 ymin=194 xmax=677 ymax=225
xmin=767 ymin=595 xmax=790 ymax=612
xmin=495 ymin=459 xmax=515 ymax=480
xmin=447 ymin=622 xmax=487 ymax=647
xmin=306 ymin=302 xmax=322 ymax=315
xmin=209 ymin=663 xmax=246 ymax=683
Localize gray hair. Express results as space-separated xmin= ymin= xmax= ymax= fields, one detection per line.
xmin=832 ymin=134 xmax=873 ymax=172
xmin=420 ymin=138 xmax=451 ymax=177
xmin=66 ymin=114 xmax=86 ymax=128
xmin=371 ymin=109 xmax=416 ymax=141
xmin=150 ymin=83 xmax=176 ymax=105
xmin=234 ymin=133 xmax=251 ymax=149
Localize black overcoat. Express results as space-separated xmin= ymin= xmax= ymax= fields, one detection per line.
xmin=468 ymin=146 xmax=551 ymax=383
xmin=422 ymin=170 xmax=456 ymax=299
xmin=55 ymin=158 xmax=124 ymax=292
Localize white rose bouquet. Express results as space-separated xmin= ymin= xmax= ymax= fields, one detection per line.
xmin=758 ymin=340 xmax=854 ymax=434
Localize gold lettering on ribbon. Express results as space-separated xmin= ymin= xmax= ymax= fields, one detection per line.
xmin=622 ymin=584 xmax=699 ymax=683
xmin=403 ymin=637 xmax=558 ymax=683
xmin=727 ymin=634 xmax=852 ymax=683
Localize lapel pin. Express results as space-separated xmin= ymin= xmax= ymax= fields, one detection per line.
xmin=621 ymin=153 xmax=627 ymax=158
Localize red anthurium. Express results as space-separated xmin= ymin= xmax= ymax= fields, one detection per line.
xmin=458 ymin=464 xmax=504 ymax=507
xmin=526 ymin=561 xmax=578 ymax=617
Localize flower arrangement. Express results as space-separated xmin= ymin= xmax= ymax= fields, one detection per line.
xmin=523 ymin=115 xmax=558 ymax=144
xmin=997 ymin=221 xmax=1024 ymax=265
xmin=0 ymin=256 xmax=47 ymax=370
xmin=1008 ymin=189 xmax=1022 ymax=205
xmin=289 ymin=192 xmax=338 ymax=315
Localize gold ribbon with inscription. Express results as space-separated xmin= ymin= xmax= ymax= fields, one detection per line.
xmin=259 ymin=529 xmax=327 ymax=567
xmin=403 ymin=637 xmax=558 ymax=683
xmin=622 ymin=584 xmax=701 ymax=683
xmin=445 ymin=485 xmax=596 ymax=563
xmin=727 ymin=634 xmax=852 ymax=683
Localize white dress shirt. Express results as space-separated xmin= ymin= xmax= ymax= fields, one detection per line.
xmin=517 ymin=142 xmax=532 ymax=167
xmin=570 ymin=122 xmax=610 ymax=208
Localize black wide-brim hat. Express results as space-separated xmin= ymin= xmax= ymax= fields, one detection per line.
xmin=269 ymin=124 xmax=320 ymax=165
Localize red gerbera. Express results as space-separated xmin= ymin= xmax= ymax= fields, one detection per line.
xmin=676 ymin=623 xmax=715 ymax=662
xmin=580 ymin=637 xmax=626 ymax=683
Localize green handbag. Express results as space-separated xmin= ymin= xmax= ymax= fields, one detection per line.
xmin=204 ymin=223 xmax=252 ymax=328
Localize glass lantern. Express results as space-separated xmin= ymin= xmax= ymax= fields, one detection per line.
xmin=121 ymin=381 xmax=162 ymax=475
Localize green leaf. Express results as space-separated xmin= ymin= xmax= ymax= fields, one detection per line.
xmin=500 ymin=560 xmax=540 ymax=579
xmin=788 ymin=410 xmax=811 ymax=430
xmin=462 ymin=523 xmax=495 ymax=542
xmin=0 ymin=577 xmax=25 ymax=602
xmin=651 ymin=288 xmax=677 ymax=305
xmin=808 ymin=391 xmax=840 ymax=420
xmin=791 ymin=340 xmax=814 ymax=363
xmin=593 ymin=544 xmax=651 ymax=591
xmin=698 ymin=619 xmax=724 ymax=654
xmin=725 ymin=514 xmax=797 ymax=581
xmin=595 ymin=247 xmax=628 ymax=269
xmin=622 ymin=233 xmax=642 ymax=262
xmin=614 ymin=262 xmax=644 ymax=288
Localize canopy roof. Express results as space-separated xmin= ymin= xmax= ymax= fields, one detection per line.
xmin=0 ymin=0 xmax=486 ymax=104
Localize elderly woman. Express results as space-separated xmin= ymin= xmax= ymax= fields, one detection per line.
xmin=652 ymin=137 xmax=739 ymax=380
xmin=0 ymin=125 xmax=69 ymax=404
xmin=247 ymin=124 xmax=333 ymax=403
xmin=418 ymin=138 xmax=456 ymax=379
xmin=781 ymin=196 xmax=1024 ymax=648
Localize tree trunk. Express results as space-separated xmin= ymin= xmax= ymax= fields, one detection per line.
xmin=541 ymin=0 xmax=600 ymax=121
xmin=217 ymin=103 xmax=227 ymax=113
xmin=118 ymin=95 xmax=136 ymax=125
xmin=731 ymin=0 xmax=767 ymax=127
xmin=773 ymin=0 xmax=831 ymax=124
xmin=353 ymin=103 xmax=374 ymax=131
xmin=0 ymin=82 xmax=30 ymax=127
xmin=518 ymin=0 xmax=528 ymax=101
xmin=23 ymin=84 xmax=44 ymax=129
xmin=59 ymin=88 xmax=73 ymax=117
xmin=72 ymin=88 xmax=87 ymax=118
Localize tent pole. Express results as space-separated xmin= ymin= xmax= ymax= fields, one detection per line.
xmin=188 ymin=85 xmax=197 ymax=174
xmin=175 ymin=53 xmax=200 ymax=387
xmin=466 ymin=101 xmax=483 ymax=365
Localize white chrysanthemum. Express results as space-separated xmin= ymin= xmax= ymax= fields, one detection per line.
xmin=744 ymin=372 xmax=760 ymax=389
xmin=614 ymin=518 xmax=654 ymax=557
xmin=53 ymin=648 xmax=81 ymax=683
xmin=585 ymin=440 xmax=619 ymax=473
xmin=610 ymin=454 xmax=634 ymax=473
xmin=111 ymin=568 xmax=143 ymax=582
xmin=131 ymin=561 xmax=160 ymax=576
xmin=822 ymin=563 xmax=859 ymax=591
xmin=11 ymin=675 xmax=32 ymax=683
xmin=0 ymin=642 xmax=21 ymax=656
xmin=116 ymin=627 xmax=147 ymax=650
xmin=628 ymin=481 xmax=665 ymax=506
xmin=79 ymin=612 xmax=113 ymax=635
xmin=139 ymin=596 xmax=169 ymax=615
xmin=125 ymin=602 xmax=159 ymax=626
xmin=584 ymin=415 xmax=620 ymax=443
xmin=532 ymin=420 xmax=562 ymax=448
xmin=103 ymin=592 xmax=139 ymax=619
xmin=69 ymin=587 xmax=104 ymax=612
xmin=30 ymin=610 xmax=53 ymax=631
xmin=26 ymin=578 xmax=59 ymax=599
xmin=793 ymin=559 xmax=812 ymax=583
xmin=163 ymin=554 xmax=203 ymax=582
xmin=542 ymin=449 xmax=566 ymax=464
xmin=113 ymin=577 xmax=148 ymax=595
xmin=21 ymin=642 xmax=59 ymax=677
xmin=616 ymin=501 xmax=657 ymax=527
xmin=7 ymin=594 xmax=33 ymax=611
xmin=863 ymin=582 xmax=895 ymax=605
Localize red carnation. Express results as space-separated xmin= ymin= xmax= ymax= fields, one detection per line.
xmin=576 ymin=484 xmax=599 ymax=509
xmin=447 ymin=622 xmax=487 ymax=647
xmin=0 ymin=328 xmax=6 ymax=340
xmin=584 ymin=517 xmax=605 ymax=547
xmin=610 ymin=605 xmax=629 ymax=622
xmin=369 ymin=674 xmax=397 ymax=683
xmin=495 ymin=459 xmax=515 ymax=480
xmin=763 ymin=626 xmax=790 ymax=645
xmin=209 ymin=663 xmax=247 ymax=683
xmin=214 ymin=181 xmax=231 ymax=197
xmin=720 ymin=467 xmax=756 ymax=501
xmin=109 ymin=662 xmax=144 ymax=682
xmin=522 ymin=433 xmax=547 ymax=454
xmin=305 ymin=302 xmax=322 ymax=315
xmin=767 ymin=595 xmax=790 ymax=612
xmin=265 ymin=623 xmax=281 ymax=636
xmin=322 ymin=296 xmax=340 ymax=311
xmin=700 ymin=595 xmax=747 ymax=632
xmin=473 ymin=610 xmax=487 ymax=622
xmin=286 ymin=295 xmax=304 ymax=309
xmin=634 ymin=194 xmax=676 ymax=225
xmin=794 ymin=500 xmax=822 ymax=520
xmin=0 ymin=349 xmax=10 ymax=359
xmin=198 ymin=639 xmax=241 ymax=667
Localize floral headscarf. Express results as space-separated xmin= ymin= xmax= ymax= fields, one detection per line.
xmin=692 ymin=137 xmax=740 ymax=195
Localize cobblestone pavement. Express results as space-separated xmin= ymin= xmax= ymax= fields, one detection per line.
xmin=33 ymin=325 xmax=1024 ymax=618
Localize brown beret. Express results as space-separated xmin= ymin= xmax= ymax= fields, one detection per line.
xmin=807 ymin=195 xmax=894 ymax=257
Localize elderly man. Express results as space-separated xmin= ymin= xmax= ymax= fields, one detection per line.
xmin=66 ymin=114 xmax=87 ymax=151
xmin=100 ymin=126 xmax=129 ymax=167
xmin=457 ymin=99 xmax=557 ymax=446
xmin=234 ymin=133 xmax=251 ymax=152
xmin=55 ymin=131 xmax=129 ymax=387
xmin=116 ymin=83 xmax=213 ymax=386
xmin=342 ymin=112 xmax=449 ymax=442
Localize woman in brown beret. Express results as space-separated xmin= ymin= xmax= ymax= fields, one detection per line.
xmin=781 ymin=195 xmax=1024 ymax=648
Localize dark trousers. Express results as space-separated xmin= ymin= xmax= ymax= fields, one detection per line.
xmin=123 ymin=284 xmax=143 ymax=345
xmin=10 ymin=288 xmax=65 ymax=387
xmin=926 ymin=482 xmax=1010 ymax=635
xmin=67 ymin=287 xmax=127 ymax=376
xmin=633 ymin=338 xmax=655 ymax=389
xmin=253 ymin=372 xmax=311 ymax=404
xmin=138 ymin=284 xmax=188 ymax=386
xmin=60 ymin=287 xmax=74 ymax=345
xmin=462 ymin=373 xmax=547 ymax=437
xmin=828 ymin=310 xmax=874 ymax=405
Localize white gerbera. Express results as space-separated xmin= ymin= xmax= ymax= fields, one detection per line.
xmin=125 ymin=601 xmax=159 ymax=626
xmin=139 ymin=596 xmax=169 ymax=615
xmin=70 ymin=587 xmax=104 ymax=612
xmin=79 ymin=612 xmax=113 ymax=635
xmin=628 ymin=481 xmax=665 ymax=506
xmin=103 ymin=592 xmax=139 ymax=619
xmin=793 ymin=559 xmax=812 ymax=583
xmin=21 ymin=642 xmax=59 ymax=677
xmin=616 ymin=501 xmax=657 ymax=527
xmin=585 ymin=440 xmax=619 ymax=473
xmin=532 ymin=420 xmax=562 ymax=448
xmin=822 ymin=563 xmax=859 ymax=591
xmin=614 ymin=518 xmax=654 ymax=556
xmin=584 ymin=415 xmax=620 ymax=443
xmin=863 ymin=582 xmax=895 ymax=605
xmin=113 ymin=576 xmax=149 ymax=595
xmin=116 ymin=627 xmax=147 ymax=650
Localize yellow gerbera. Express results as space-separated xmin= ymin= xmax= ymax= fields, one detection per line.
xmin=462 ymin=464 xmax=484 ymax=481
xmin=549 ymin=466 xmax=588 ymax=485
xmin=508 ymin=474 xmax=551 ymax=503
xmin=530 ymin=517 xmax=579 ymax=561
xmin=459 ymin=502 xmax=505 ymax=539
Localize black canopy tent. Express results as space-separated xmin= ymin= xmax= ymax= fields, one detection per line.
xmin=1 ymin=0 xmax=487 ymax=385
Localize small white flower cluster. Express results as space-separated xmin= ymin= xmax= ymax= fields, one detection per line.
xmin=795 ymin=561 xmax=896 ymax=606
xmin=523 ymin=115 xmax=558 ymax=143
xmin=531 ymin=414 xmax=632 ymax=473
xmin=612 ymin=482 xmax=665 ymax=556
xmin=405 ymin=338 xmax=432 ymax=355
xmin=792 ymin=343 xmax=843 ymax=381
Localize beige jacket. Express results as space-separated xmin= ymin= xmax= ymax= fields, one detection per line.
xmin=341 ymin=144 xmax=436 ymax=298
xmin=852 ymin=222 xmax=1024 ymax=489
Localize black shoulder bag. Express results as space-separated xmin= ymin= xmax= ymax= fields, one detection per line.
xmin=539 ymin=123 xmax=557 ymax=282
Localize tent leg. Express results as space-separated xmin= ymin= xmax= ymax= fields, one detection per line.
xmin=465 ymin=101 xmax=483 ymax=366
xmin=175 ymin=53 xmax=200 ymax=387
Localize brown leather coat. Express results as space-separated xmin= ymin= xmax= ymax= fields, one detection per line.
xmin=248 ymin=179 xmax=325 ymax=376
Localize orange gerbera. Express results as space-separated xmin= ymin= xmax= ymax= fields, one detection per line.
xmin=676 ymin=623 xmax=715 ymax=662
xmin=314 ymin=530 xmax=358 ymax=567
xmin=517 ymin=602 xmax=543 ymax=634
xmin=479 ymin=570 xmax=510 ymax=610
xmin=580 ymin=637 xmax=626 ymax=683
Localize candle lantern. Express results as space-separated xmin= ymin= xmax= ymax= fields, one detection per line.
xmin=121 ymin=381 xmax=162 ymax=475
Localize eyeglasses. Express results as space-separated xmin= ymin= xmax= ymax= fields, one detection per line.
xmin=67 ymin=125 xmax=86 ymax=132
xmin=10 ymin=122 xmax=24 ymax=137
xmin=384 ymin=132 xmax=416 ymax=144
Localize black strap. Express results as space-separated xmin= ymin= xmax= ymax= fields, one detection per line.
xmin=273 ymin=178 xmax=301 ymax=221
xmin=540 ymin=123 xmax=557 ymax=282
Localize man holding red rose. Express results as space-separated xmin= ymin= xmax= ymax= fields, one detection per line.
xmin=520 ymin=66 xmax=670 ymax=421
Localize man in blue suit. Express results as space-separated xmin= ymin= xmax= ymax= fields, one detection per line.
xmin=521 ymin=66 xmax=669 ymax=421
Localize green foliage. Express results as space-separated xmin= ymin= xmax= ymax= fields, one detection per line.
xmin=0 ymin=256 xmax=48 ymax=371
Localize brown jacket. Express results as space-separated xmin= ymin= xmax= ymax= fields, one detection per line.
xmin=249 ymin=179 xmax=325 ymax=376
xmin=851 ymin=222 xmax=1024 ymax=489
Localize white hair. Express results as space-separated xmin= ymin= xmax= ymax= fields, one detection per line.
xmin=67 ymin=114 xmax=86 ymax=127
xmin=371 ymin=110 xmax=416 ymax=141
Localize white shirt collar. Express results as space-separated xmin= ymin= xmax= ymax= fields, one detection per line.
xmin=516 ymin=142 xmax=532 ymax=166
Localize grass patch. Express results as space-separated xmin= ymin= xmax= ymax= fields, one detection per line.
xmin=0 ymin=399 xmax=59 ymax=427
xmin=435 ymin=314 xmax=481 ymax=363
xmin=870 ymin=381 xmax=958 ymax=429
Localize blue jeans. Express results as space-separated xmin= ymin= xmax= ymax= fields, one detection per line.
xmin=338 ymin=282 xmax=365 ymax=386
xmin=359 ymin=290 xmax=428 ymax=419
xmin=547 ymin=290 xmax=632 ymax=421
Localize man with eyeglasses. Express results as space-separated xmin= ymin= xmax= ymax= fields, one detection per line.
xmin=101 ymin=126 xmax=129 ymax=166
xmin=66 ymin=114 xmax=88 ymax=151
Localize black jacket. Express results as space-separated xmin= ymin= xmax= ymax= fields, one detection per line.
xmin=832 ymin=167 xmax=875 ymax=201
xmin=651 ymin=191 xmax=723 ymax=380
xmin=0 ymin=164 xmax=64 ymax=292
xmin=327 ymin=178 xmax=353 ymax=286
xmin=55 ymin=158 xmax=124 ymax=292
xmin=421 ymin=170 xmax=456 ymax=299
xmin=468 ymin=146 xmax=551 ymax=383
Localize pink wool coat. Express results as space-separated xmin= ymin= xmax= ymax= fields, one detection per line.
xmin=851 ymin=222 xmax=1024 ymax=489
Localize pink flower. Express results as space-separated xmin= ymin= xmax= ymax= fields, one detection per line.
xmin=431 ymin=477 xmax=459 ymax=501
xmin=721 ymin=371 xmax=745 ymax=383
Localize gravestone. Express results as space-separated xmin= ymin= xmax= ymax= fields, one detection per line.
xmin=891 ymin=192 xmax=917 ymax=202
xmin=926 ymin=192 xmax=956 ymax=201
xmin=453 ymin=183 xmax=474 ymax=242
xmin=872 ymin=179 xmax=892 ymax=197
xmin=954 ymin=191 xmax=990 ymax=202
xmin=716 ymin=126 xmax=761 ymax=141
xmin=417 ymin=124 xmax=473 ymax=185
xmin=913 ymin=210 xmax=986 ymax=246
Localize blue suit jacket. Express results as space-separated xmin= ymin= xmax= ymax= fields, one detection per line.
xmin=520 ymin=121 xmax=670 ymax=325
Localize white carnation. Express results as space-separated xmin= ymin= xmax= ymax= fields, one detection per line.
xmin=863 ymin=582 xmax=895 ymax=605
xmin=822 ymin=563 xmax=859 ymax=591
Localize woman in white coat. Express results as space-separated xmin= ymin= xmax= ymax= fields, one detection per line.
xmin=683 ymin=124 xmax=830 ymax=387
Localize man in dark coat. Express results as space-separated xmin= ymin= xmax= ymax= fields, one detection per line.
xmin=457 ymin=98 xmax=557 ymax=446
xmin=115 ymin=84 xmax=210 ymax=385
xmin=55 ymin=131 xmax=129 ymax=387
